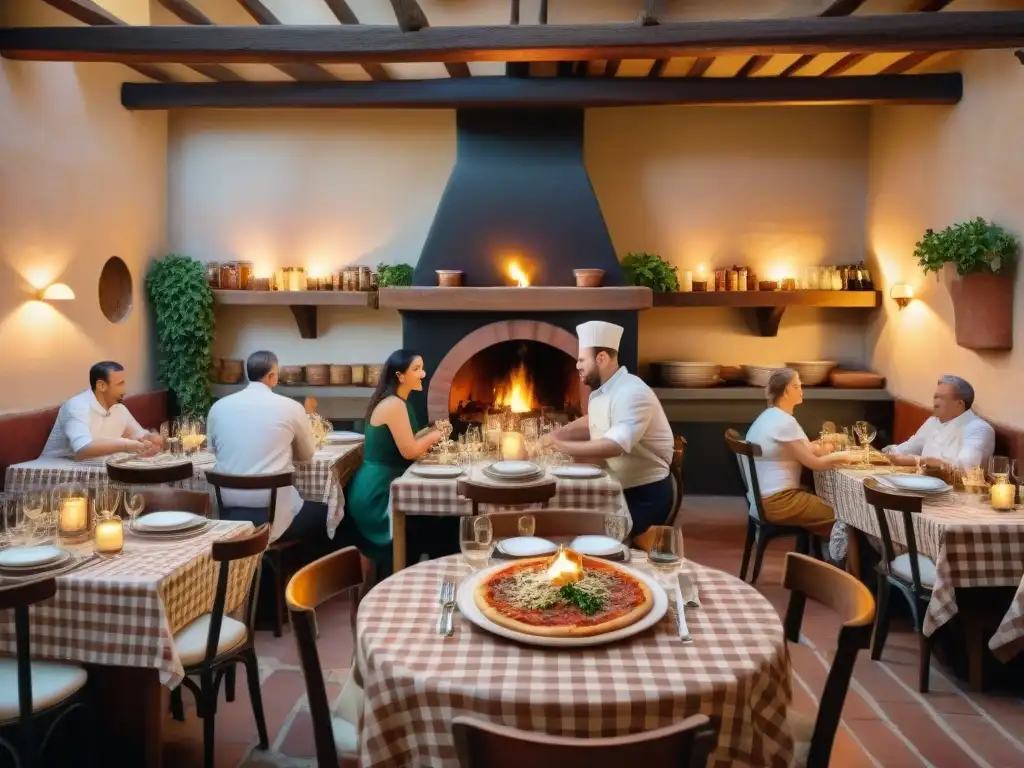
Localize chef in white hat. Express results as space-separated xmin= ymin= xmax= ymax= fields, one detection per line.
xmin=543 ymin=320 xmax=675 ymax=538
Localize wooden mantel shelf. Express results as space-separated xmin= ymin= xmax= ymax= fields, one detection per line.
xmin=378 ymin=286 xmax=653 ymax=312
xmin=652 ymin=290 xmax=880 ymax=336
xmin=212 ymin=289 xmax=377 ymax=338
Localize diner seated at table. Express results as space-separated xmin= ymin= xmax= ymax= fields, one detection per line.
xmin=40 ymin=360 xmax=164 ymax=460
xmin=343 ymin=349 xmax=442 ymax=578
xmin=882 ymin=375 xmax=995 ymax=473
xmin=744 ymin=368 xmax=850 ymax=533
xmin=208 ymin=350 xmax=342 ymax=560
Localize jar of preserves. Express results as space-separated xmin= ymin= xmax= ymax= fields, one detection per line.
xmin=219 ymin=262 xmax=240 ymax=290
xmin=238 ymin=261 xmax=254 ymax=290
xmin=343 ymin=268 xmax=358 ymax=291
xmin=205 ymin=262 xmax=220 ymax=288
xmin=358 ymin=266 xmax=372 ymax=291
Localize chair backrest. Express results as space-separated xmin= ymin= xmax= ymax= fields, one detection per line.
xmin=197 ymin=525 xmax=271 ymax=667
xmin=485 ymin=509 xmax=608 ymax=539
xmin=286 ymin=546 xmax=365 ymax=768
xmin=724 ymin=428 xmax=767 ymax=523
xmin=139 ymin=488 xmax=211 ymax=517
xmin=666 ymin=435 xmax=687 ymax=527
xmin=457 ymin=478 xmax=557 ymax=509
xmin=106 ymin=459 xmax=194 ymax=486
xmin=861 ymin=478 xmax=927 ymax=593
xmin=452 ymin=713 xmax=717 ymax=768
xmin=782 ymin=552 xmax=875 ymax=768
xmin=0 ymin=577 xmax=58 ymax=763
xmin=205 ymin=470 xmax=294 ymax=526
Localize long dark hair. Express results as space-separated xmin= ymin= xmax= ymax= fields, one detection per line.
xmin=365 ymin=349 xmax=423 ymax=420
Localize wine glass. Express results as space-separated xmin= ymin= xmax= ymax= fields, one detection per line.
xmin=517 ymin=514 xmax=536 ymax=537
xmin=988 ymin=455 xmax=1011 ymax=484
xmin=124 ymin=492 xmax=146 ymax=528
xmin=647 ymin=525 xmax=683 ymax=574
xmin=95 ymin=483 xmax=123 ymax=518
xmin=854 ymin=421 xmax=877 ymax=465
xmin=460 ymin=516 xmax=494 ymax=570
xmin=1013 ymin=460 xmax=1022 ymax=507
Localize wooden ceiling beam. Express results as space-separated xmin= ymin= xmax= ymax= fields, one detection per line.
xmin=5 ymin=12 xmax=1024 ymax=64
xmin=157 ymin=0 xmax=264 ymax=82
xmin=506 ymin=0 xmax=527 ymax=77
xmin=319 ymin=0 xmax=389 ymax=80
xmin=770 ymin=0 xmax=867 ymax=77
xmin=234 ymin=0 xmax=341 ymax=81
xmin=120 ymin=73 xmax=962 ymax=110
xmin=389 ymin=1 xmax=471 ymax=78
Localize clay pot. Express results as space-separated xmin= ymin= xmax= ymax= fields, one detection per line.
xmin=574 ymin=269 xmax=605 ymax=288
xmin=329 ymin=365 xmax=352 ymax=386
xmin=950 ymin=272 xmax=1014 ymax=350
xmin=436 ymin=270 xmax=464 ymax=287
xmin=305 ymin=364 xmax=329 ymax=386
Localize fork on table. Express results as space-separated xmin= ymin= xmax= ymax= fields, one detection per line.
xmin=437 ymin=579 xmax=456 ymax=636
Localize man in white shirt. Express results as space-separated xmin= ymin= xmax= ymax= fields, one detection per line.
xmin=883 ymin=375 xmax=995 ymax=472
xmin=41 ymin=361 xmax=162 ymax=460
xmin=208 ymin=350 xmax=339 ymax=557
xmin=544 ymin=321 xmax=675 ymax=537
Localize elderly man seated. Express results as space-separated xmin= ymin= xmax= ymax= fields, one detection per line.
xmin=883 ymin=375 xmax=995 ymax=472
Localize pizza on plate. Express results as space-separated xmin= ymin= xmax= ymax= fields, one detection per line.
xmin=473 ymin=548 xmax=653 ymax=638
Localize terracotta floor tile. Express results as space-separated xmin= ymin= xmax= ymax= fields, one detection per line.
xmin=278 ymin=709 xmax=317 ymax=758
xmin=876 ymin=703 xmax=976 ymax=768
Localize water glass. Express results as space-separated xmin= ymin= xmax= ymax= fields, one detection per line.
xmin=460 ymin=516 xmax=494 ymax=570
xmin=647 ymin=525 xmax=683 ymax=574
xmin=988 ymin=455 xmax=1011 ymax=484
xmin=604 ymin=513 xmax=628 ymax=543
xmin=517 ymin=515 xmax=536 ymax=537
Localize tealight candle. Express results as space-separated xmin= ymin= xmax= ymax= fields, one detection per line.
xmin=60 ymin=497 xmax=88 ymax=534
xmin=680 ymin=270 xmax=693 ymax=292
xmin=991 ymin=482 xmax=1016 ymax=510
xmin=94 ymin=517 xmax=124 ymax=556
xmin=500 ymin=432 xmax=528 ymax=462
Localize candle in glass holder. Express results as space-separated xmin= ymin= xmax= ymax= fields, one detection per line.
xmin=499 ymin=432 xmax=528 ymax=461
xmin=94 ymin=516 xmax=124 ymax=556
xmin=181 ymin=434 xmax=205 ymax=453
xmin=680 ymin=270 xmax=693 ymax=292
xmin=991 ymin=482 xmax=1016 ymax=510
xmin=60 ymin=497 xmax=88 ymax=534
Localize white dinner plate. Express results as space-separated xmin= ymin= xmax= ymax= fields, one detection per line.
xmin=456 ymin=560 xmax=668 ymax=648
xmin=569 ymin=535 xmax=623 ymax=557
xmin=327 ymin=431 xmax=364 ymax=445
xmin=550 ymin=465 xmax=604 ymax=479
xmin=882 ymin=475 xmax=951 ymax=493
xmin=135 ymin=511 xmax=205 ymax=532
xmin=410 ymin=465 xmax=465 ymax=479
xmin=0 ymin=545 xmax=65 ymax=569
xmin=488 ymin=461 xmax=541 ymax=477
xmin=498 ymin=537 xmax=559 ymax=557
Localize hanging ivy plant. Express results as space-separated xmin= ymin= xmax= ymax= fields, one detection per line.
xmin=146 ymin=254 xmax=214 ymax=417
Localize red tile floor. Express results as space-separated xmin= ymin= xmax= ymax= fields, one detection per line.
xmin=166 ymin=497 xmax=1024 ymax=767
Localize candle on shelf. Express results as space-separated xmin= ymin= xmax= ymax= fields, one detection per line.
xmin=500 ymin=432 xmax=528 ymax=461
xmin=991 ymin=482 xmax=1016 ymax=510
xmin=94 ymin=516 xmax=124 ymax=556
xmin=680 ymin=270 xmax=693 ymax=292
xmin=60 ymin=497 xmax=88 ymax=534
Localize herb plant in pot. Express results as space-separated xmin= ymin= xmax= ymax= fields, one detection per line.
xmin=914 ymin=217 xmax=1020 ymax=350
xmin=621 ymin=252 xmax=680 ymax=293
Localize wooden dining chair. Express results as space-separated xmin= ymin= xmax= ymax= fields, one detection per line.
xmin=139 ymin=487 xmax=211 ymax=517
xmin=206 ymin=469 xmax=296 ymax=637
xmin=861 ymin=478 xmax=936 ymax=692
xmin=170 ymin=524 xmax=271 ymax=768
xmin=0 ymin=577 xmax=92 ymax=768
xmin=666 ymin=435 xmax=687 ymax=528
xmin=485 ymin=509 xmax=608 ymax=539
xmin=725 ymin=429 xmax=822 ymax=585
xmin=285 ymin=546 xmax=367 ymax=768
xmin=457 ymin=477 xmax=557 ymax=516
xmin=782 ymin=552 xmax=875 ymax=768
xmin=105 ymin=460 xmax=194 ymax=486
xmin=452 ymin=713 xmax=717 ymax=768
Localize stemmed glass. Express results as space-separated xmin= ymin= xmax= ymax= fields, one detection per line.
xmin=460 ymin=516 xmax=494 ymax=571
xmin=517 ymin=514 xmax=536 ymax=537
xmin=124 ymin=492 xmax=146 ymax=530
xmin=853 ymin=421 xmax=877 ymax=465
xmin=20 ymin=490 xmax=50 ymax=545
xmin=988 ymin=455 xmax=1011 ymax=484
xmin=1013 ymin=460 xmax=1022 ymax=507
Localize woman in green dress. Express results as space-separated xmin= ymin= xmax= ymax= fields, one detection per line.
xmin=343 ymin=349 xmax=441 ymax=577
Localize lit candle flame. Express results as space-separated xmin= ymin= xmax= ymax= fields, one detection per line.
xmin=507 ymin=260 xmax=530 ymax=288
xmin=697 ymin=264 xmax=705 ymax=277
xmin=545 ymin=545 xmax=584 ymax=585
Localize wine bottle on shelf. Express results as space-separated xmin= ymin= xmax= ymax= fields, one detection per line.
xmin=850 ymin=265 xmax=863 ymax=291
xmin=860 ymin=263 xmax=874 ymax=291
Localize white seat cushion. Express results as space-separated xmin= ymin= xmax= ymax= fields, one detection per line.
xmin=174 ymin=614 xmax=248 ymax=667
xmin=787 ymin=707 xmax=816 ymax=768
xmin=332 ymin=716 xmax=358 ymax=756
xmin=0 ymin=659 xmax=88 ymax=721
xmin=890 ymin=553 xmax=937 ymax=588
xmin=336 ymin=663 xmax=363 ymax=725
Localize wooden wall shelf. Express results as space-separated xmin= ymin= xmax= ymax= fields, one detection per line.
xmin=378 ymin=286 xmax=653 ymax=312
xmin=651 ymin=290 xmax=880 ymax=336
xmin=212 ymin=289 xmax=378 ymax=339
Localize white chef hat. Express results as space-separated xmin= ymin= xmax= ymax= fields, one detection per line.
xmin=576 ymin=321 xmax=623 ymax=351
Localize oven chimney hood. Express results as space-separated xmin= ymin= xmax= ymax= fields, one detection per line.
xmin=413 ymin=109 xmax=623 ymax=287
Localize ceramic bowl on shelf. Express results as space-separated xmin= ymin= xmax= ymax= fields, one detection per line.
xmin=655 ymin=361 xmax=722 ymax=388
xmin=743 ymin=364 xmax=786 ymax=388
xmin=785 ymin=361 xmax=838 ymax=387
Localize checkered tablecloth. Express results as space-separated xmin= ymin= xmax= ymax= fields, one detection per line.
xmin=991 ymin=575 xmax=1024 ymax=662
xmin=356 ymin=555 xmax=793 ymax=768
xmin=391 ymin=462 xmax=628 ymax=520
xmin=815 ymin=468 xmax=1024 ymax=638
xmin=0 ymin=520 xmax=256 ymax=688
xmin=5 ymin=442 xmax=362 ymax=537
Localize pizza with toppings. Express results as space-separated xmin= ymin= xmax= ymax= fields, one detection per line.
xmin=473 ymin=548 xmax=653 ymax=637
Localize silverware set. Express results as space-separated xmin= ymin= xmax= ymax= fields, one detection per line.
xmin=436 ymin=579 xmax=456 ymax=637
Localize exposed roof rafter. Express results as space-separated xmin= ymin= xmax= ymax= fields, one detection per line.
xmin=317 ymin=0 xmax=390 ymax=80
xmin=234 ymin=0 xmax=340 ymax=82
xmin=775 ymin=0 xmax=867 ymax=77
xmin=389 ymin=1 xmax=471 ymax=78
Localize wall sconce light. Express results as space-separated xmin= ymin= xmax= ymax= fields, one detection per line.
xmin=38 ymin=283 xmax=76 ymax=301
xmin=890 ymin=283 xmax=913 ymax=310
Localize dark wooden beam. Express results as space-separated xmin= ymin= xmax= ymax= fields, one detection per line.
xmin=319 ymin=0 xmax=389 ymax=80
xmin=389 ymin=0 xmax=471 ymax=78
xmin=5 ymin=13 xmax=1024 ymax=64
xmin=120 ymin=73 xmax=963 ymax=110
xmin=642 ymin=1 xmax=671 ymax=79
xmin=234 ymin=0 xmax=342 ymax=81
xmin=157 ymin=0 xmax=266 ymax=82
xmin=772 ymin=0 xmax=867 ymax=77
xmin=686 ymin=57 xmax=713 ymax=78
xmin=878 ymin=50 xmax=938 ymax=75
xmin=506 ymin=0 xmax=527 ymax=77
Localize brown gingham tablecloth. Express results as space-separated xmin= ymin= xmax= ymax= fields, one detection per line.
xmin=991 ymin=575 xmax=1024 ymax=662
xmin=356 ymin=555 xmax=793 ymax=768
xmin=815 ymin=468 xmax=1024 ymax=639
xmin=0 ymin=520 xmax=256 ymax=688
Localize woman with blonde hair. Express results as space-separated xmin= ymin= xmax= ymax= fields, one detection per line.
xmin=743 ymin=367 xmax=849 ymax=530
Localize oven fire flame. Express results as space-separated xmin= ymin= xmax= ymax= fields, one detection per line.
xmin=545 ymin=546 xmax=584 ymax=585
xmin=493 ymin=361 xmax=536 ymax=413
xmin=507 ymin=260 xmax=530 ymax=288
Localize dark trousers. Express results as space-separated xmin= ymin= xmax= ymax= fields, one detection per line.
xmin=220 ymin=500 xmax=346 ymax=563
xmin=623 ymin=474 xmax=674 ymax=539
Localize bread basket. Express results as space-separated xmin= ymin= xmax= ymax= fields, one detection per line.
xmin=656 ymin=362 xmax=722 ymax=388
xmin=743 ymin=364 xmax=785 ymax=389
xmin=785 ymin=361 xmax=838 ymax=387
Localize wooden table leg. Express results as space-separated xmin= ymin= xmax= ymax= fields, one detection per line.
xmin=392 ymin=508 xmax=407 ymax=573
xmin=964 ymin=615 xmax=986 ymax=692
xmin=87 ymin=665 xmax=165 ymax=767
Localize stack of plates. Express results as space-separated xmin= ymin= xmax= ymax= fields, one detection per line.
xmin=326 ymin=431 xmax=364 ymax=445
xmin=550 ymin=465 xmax=604 ymax=479
xmin=483 ymin=461 xmax=543 ymax=482
xmin=410 ymin=464 xmax=464 ymax=479
xmin=0 ymin=545 xmax=73 ymax=575
xmin=131 ymin=511 xmax=209 ymax=538
xmin=496 ymin=537 xmax=558 ymax=558
xmin=876 ymin=475 xmax=952 ymax=496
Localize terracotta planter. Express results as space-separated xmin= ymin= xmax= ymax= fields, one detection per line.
xmin=950 ymin=272 xmax=1014 ymax=350
xmin=573 ymin=269 xmax=605 ymax=287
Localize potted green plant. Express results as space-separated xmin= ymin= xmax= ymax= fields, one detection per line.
xmin=621 ymin=252 xmax=680 ymax=293
xmin=376 ymin=262 xmax=414 ymax=287
xmin=914 ymin=217 xmax=1019 ymax=350
xmin=146 ymin=254 xmax=215 ymax=416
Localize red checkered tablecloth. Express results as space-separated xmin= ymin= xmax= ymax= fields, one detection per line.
xmin=815 ymin=468 xmax=1024 ymax=638
xmin=355 ymin=555 xmax=793 ymax=768
xmin=0 ymin=520 xmax=257 ymax=688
